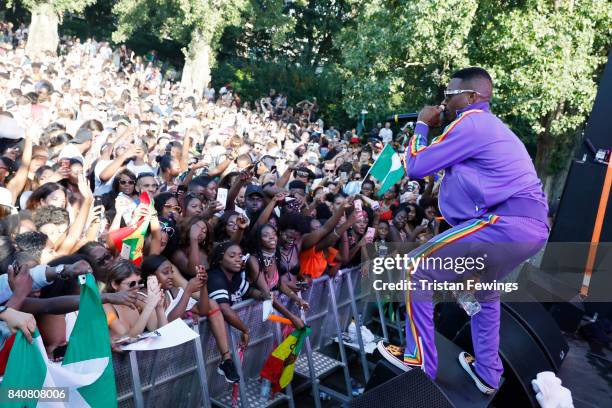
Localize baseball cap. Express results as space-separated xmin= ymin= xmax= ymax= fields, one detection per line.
xmin=70 ymin=128 xmax=93 ymax=144
xmin=288 ymin=180 xmax=307 ymax=191
xmin=58 ymin=144 xmax=85 ymax=164
xmin=295 ymin=167 xmax=315 ymax=180
xmin=245 ymin=184 xmax=264 ymax=198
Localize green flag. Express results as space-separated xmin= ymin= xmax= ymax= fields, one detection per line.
xmin=369 ymin=144 xmax=405 ymax=196
xmin=0 ymin=274 xmax=117 ymax=407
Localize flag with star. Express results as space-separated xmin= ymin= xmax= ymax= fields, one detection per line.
xmin=108 ymin=191 xmax=154 ymax=267
xmin=0 ymin=274 xmax=116 ymax=407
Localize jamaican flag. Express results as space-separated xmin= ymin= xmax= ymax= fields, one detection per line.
xmin=107 ymin=191 xmax=154 ymax=267
xmin=260 ymin=326 xmax=312 ymax=392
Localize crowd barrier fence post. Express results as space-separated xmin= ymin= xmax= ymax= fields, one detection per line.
xmin=128 ymin=350 xmax=145 ymax=408
xmin=192 ymin=322 xmax=212 ymax=408
xmin=298 ymin=289 xmax=322 ymax=408
xmin=273 ymin=321 xmax=296 ymax=408
xmin=345 ymin=270 xmax=370 ymax=382
xmin=326 ymin=275 xmax=353 ymax=403
xmin=227 ymin=321 xmax=249 ymax=408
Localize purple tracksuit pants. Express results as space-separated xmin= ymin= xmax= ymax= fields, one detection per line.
xmin=404 ymin=214 xmax=549 ymax=388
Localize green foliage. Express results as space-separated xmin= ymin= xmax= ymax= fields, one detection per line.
xmin=212 ymin=56 xmax=350 ymax=127
xmin=473 ymin=0 xmax=611 ymax=174
xmin=339 ymin=0 xmax=479 ymax=118
xmin=113 ymin=0 xmax=247 ymax=60
xmin=219 ymin=0 xmax=356 ymax=66
xmin=339 ymin=0 xmax=611 ymax=176
xmin=11 ymin=0 xmax=95 ymax=14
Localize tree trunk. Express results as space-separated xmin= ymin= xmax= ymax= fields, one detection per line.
xmin=25 ymin=3 xmax=59 ymax=57
xmin=180 ymin=29 xmax=211 ymax=98
xmin=534 ymin=132 xmax=552 ymax=178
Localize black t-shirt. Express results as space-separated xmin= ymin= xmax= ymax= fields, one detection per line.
xmin=207 ymin=267 xmax=250 ymax=305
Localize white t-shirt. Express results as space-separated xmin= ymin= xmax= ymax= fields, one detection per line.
xmin=379 ymin=128 xmax=393 ymax=144
xmin=165 ymin=287 xmax=198 ymax=317
xmin=94 ymin=159 xmax=114 ymax=196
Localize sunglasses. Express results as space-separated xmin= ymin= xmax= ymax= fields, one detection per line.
xmin=119 ymin=179 xmax=135 ymax=185
xmin=128 ymin=279 xmax=143 ymax=288
xmin=164 ymin=204 xmax=181 ymax=212
xmin=443 ymin=89 xmax=484 ymax=98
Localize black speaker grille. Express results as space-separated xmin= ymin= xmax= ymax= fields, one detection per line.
xmin=350 ymin=368 xmax=454 ymax=408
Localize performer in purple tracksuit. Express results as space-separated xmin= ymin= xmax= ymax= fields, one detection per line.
xmin=377 ymin=67 xmax=550 ymax=394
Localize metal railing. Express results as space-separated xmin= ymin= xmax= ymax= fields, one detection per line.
xmin=113 ymin=266 xmax=380 ymax=408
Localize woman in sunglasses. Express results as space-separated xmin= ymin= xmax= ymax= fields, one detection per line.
xmin=103 ymin=259 xmax=167 ymax=340
xmin=154 ymin=192 xmax=181 ymax=221
xmin=100 ymin=169 xmax=137 ymax=217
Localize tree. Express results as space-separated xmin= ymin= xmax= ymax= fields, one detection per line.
xmin=472 ymin=0 xmax=612 ymax=193
xmin=220 ymin=0 xmax=356 ymax=66
xmin=113 ymin=0 xmax=247 ymax=96
xmin=339 ymin=0 xmax=479 ymax=118
xmin=8 ymin=0 xmax=96 ymax=56
xmin=338 ymin=0 xmax=611 ymax=196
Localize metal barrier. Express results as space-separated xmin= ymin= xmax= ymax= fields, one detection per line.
xmin=113 ymin=266 xmax=375 ymax=408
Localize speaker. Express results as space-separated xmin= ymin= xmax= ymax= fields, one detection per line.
xmin=501 ymin=294 xmax=570 ymax=372
xmin=360 ymin=333 xmax=499 ymax=408
xmin=454 ymin=307 xmax=555 ymax=407
xmin=352 ymin=361 xmax=455 ymax=408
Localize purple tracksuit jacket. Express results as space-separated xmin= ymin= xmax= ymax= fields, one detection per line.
xmin=406 ymin=101 xmax=548 ymax=226
xmin=402 ymin=101 xmax=549 ymax=388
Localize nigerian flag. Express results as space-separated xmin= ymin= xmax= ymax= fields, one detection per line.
xmin=0 ymin=274 xmax=117 ymax=407
xmin=369 ymin=144 xmax=405 ymax=197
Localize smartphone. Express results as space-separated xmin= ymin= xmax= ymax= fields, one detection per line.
xmin=365 ymin=227 xmax=376 ymax=240
xmin=94 ymin=196 xmax=104 ymax=208
xmin=216 ymin=188 xmax=228 ymax=209
xmin=354 ymin=199 xmax=362 ymax=213
xmin=340 ymin=171 xmax=348 ymax=180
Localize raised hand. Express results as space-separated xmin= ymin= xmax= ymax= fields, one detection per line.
xmin=236 ymin=214 xmax=250 ymax=230
xmin=8 ymin=263 xmax=33 ymax=298
xmin=195 ymin=265 xmax=208 ymax=285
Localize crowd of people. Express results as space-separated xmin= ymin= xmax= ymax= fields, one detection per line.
xmin=0 ymin=27 xmax=448 ymax=385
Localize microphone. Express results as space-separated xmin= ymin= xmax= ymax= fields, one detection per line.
xmin=387 ymin=113 xmax=419 ymax=123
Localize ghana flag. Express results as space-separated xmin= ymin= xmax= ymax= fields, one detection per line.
xmin=260 ymin=326 xmax=311 ymax=392
xmin=107 ymin=191 xmax=154 ymax=267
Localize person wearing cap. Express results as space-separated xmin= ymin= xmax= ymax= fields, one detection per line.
xmin=244 ymin=184 xmax=265 ymax=216
xmin=294 ymin=167 xmax=314 ymax=184
xmin=288 ymin=180 xmax=307 ymax=200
